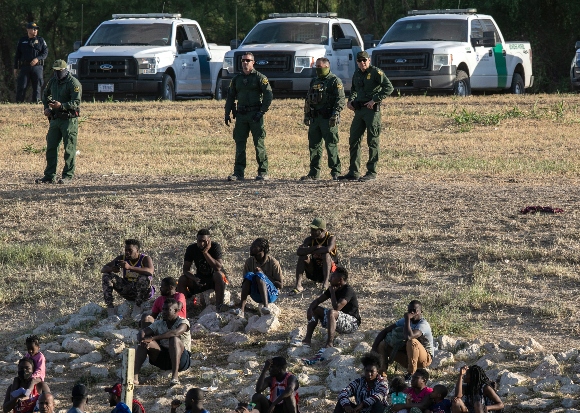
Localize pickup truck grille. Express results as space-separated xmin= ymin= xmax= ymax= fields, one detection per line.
xmin=234 ymin=52 xmax=293 ymax=72
xmin=373 ymin=50 xmax=431 ymax=71
xmin=78 ymin=57 xmax=138 ymax=79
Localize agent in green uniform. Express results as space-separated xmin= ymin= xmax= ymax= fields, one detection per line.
xmin=224 ymin=52 xmax=273 ymax=181
xmin=339 ymin=51 xmax=393 ymax=182
xmin=36 ymin=59 xmax=82 ymax=184
xmin=301 ymin=58 xmax=345 ymax=181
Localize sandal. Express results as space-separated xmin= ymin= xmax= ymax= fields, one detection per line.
xmin=288 ymin=288 xmax=304 ymax=296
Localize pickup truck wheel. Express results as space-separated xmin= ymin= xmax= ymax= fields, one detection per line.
xmin=453 ymin=70 xmax=471 ymax=97
xmin=510 ymin=73 xmax=525 ymax=94
xmin=161 ymin=74 xmax=175 ymax=101
xmin=214 ymin=76 xmax=223 ymax=101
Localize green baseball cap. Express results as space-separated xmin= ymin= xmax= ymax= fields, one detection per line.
xmin=52 ymin=59 xmax=67 ymax=70
xmin=357 ymin=51 xmax=370 ymax=60
xmin=310 ymin=217 xmax=326 ymax=230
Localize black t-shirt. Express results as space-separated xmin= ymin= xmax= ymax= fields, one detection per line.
xmin=322 ymin=284 xmax=361 ymax=325
xmin=184 ymin=242 xmax=223 ymax=277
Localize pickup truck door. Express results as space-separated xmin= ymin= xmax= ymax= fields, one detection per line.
xmin=330 ymin=24 xmax=356 ymax=90
xmin=175 ymin=25 xmax=200 ymax=94
xmin=470 ymin=19 xmax=507 ymax=89
xmin=186 ymin=24 xmax=212 ymax=94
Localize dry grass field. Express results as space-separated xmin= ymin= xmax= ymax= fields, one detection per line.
xmin=1 ymin=94 xmax=580 ymax=411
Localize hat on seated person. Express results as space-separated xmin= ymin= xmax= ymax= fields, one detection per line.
xmin=310 ymin=217 xmax=326 ymax=230
xmin=52 ymin=60 xmax=67 ymax=70
xmin=26 ymin=22 xmax=39 ymax=29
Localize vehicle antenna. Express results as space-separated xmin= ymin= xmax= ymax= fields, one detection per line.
xmin=162 ymin=1 xmax=165 ymax=13
xmin=81 ymin=4 xmax=84 ymax=44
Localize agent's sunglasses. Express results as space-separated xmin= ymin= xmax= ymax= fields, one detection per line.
xmin=241 ymin=59 xmax=254 ymax=63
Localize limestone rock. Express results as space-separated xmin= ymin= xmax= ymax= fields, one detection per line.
xmin=190 ymin=323 xmax=208 ymax=335
xmin=326 ymin=366 xmax=359 ymax=392
xmin=299 ymin=386 xmax=326 ymax=396
xmin=431 ymin=350 xmax=454 ymax=369
xmin=245 ymin=314 xmax=280 ymax=334
xmin=287 ymin=346 xmax=312 ymax=358
xmin=5 ymin=351 xmax=23 ymax=362
xmin=482 ymin=342 xmax=501 ymax=354
xmin=455 ymin=344 xmax=481 ymax=360
xmin=519 ymin=398 xmax=554 ymax=410
xmin=33 ymin=322 xmax=55 ymax=335
xmin=221 ymin=317 xmax=246 ymax=333
xmin=261 ymin=341 xmax=284 ymax=354
xmin=353 ymin=342 xmax=372 ymax=355
xmin=44 ymin=350 xmax=77 ymax=362
xmin=198 ymin=305 xmax=217 ymax=318
xmin=562 ymin=398 xmax=579 ymax=408
xmin=104 ymin=339 xmax=126 ymax=357
xmin=43 ymin=342 xmax=63 ymax=352
xmin=79 ymin=303 xmax=105 ymax=316
xmin=148 ymin=397 xmax=172 ymax=413
xmin=527 ymin=338 xmax=545 ymax=352
xmin=222 ymin=332 xmax=250 ymax=346
xmin=236 ymin=384 xmax=256 ymax=400
xmin=328 ymin=355 xmax=356 ymax=369
xmin=198 ymin=312 xmax=223 ymax=332
xmin=557 ymin=349 xmax=578 ymax=362
xmin=530 ymin=355 xmax=561 ymax=378
xmin=60 ymin=315 xmax=98 ymax=333
xmin=499 ymin=371 xmax=528 ymax=386
xmin=53 ymin=365 xmax=65 ymax=374
xmin=499 ymin=339 xmax=519 ymax=351
xmin=533 ymin=377 xmax=561 ymax=392
xmin=89 ymin=365 xmax=109 ymax=377
xmin=104 ymin=327 xmax=139 ymax=344
xmin=560 ymin=384 xmax=580 ymax=394
xmin=62 ymin=336 xmax=104 ymax=354
xmin=439 ymin=335 xmax=458 ymax=352
xmin=289 ymin=327 xmax=306 ymax=341
xmin=70 ymin=351 xmax=103 ymax=367
xmin=228 ymin=350 xmax=257 ymax=364
xmin=323 ymin=347 xmax=342 ymax=359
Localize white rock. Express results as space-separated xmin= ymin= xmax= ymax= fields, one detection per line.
xmin=557 ymin=349 xmax=578 ymax=362
xmin=287 ymin=346 xmax=312 ymax=358
xmin=499 ymin=339 xmax=519 ymax=351
xmin=104 ymin=339 xmax=126 ymax=357
xmin=560 ymin=384 xmax=580 ymax=394
xmin=70 ymin=351 xmax=102 ymax=366
xmin=33 ymin=322 xmax=55 ymax=335
xmin=299 ymin=386 xmax=326 ymax=396
xmin=89 ymin=365 xmax=109 ymax=377
xmin=221 ymin=317 xmax=246 ymax=333
xmin=245 ymin=360 xmax=260 ymax=369
xmin=519 ymin=398 xmax=554 ymax=410
xmin=148 ymin=397 xmax=172 ymax=413
xmin=289 ymin=327 xmax=306 ymax=341
xmin=353 ymin=342 xmax=372 ymax=354
xmin=190 ymin=323 xmax=208 ymax=335
xmin=62 ymin=337 xmax=104 ymax=354
xmin=43 ymin=342 xmax=62 ymax=352
xmin=326 ymin=366 xmax=359 ymax=392
xmin=222 ymin=332 xmax=250 ymax=346
xmin=228 ymin=350 xmax=257 ymax=364
xmin=323 ymin=347 xmax=342 ymax=358
xmin=198 ymin=312 xmax=224 ymax=332
xmin=54 ymin=365 xmax=65 ymax=374
xmin=533 ymin=377 xmax=561 ymax=392
xmin=245 ymin=314 xmax=280 ymax=334
xmin=236 ymin=384 xmax=257 ymax=400
xmin=44 ymin=350 xmax=77 ymax=362
xmin=455 ymin=344 xmax=480 ymax=360
xmin=562 ymin=398 xmax=579 ymax=408
xmin=265 ymin=303 xmax=281 ymax=317
xmin=5 ymin=351 xmax=23 ymax=362
xmin=500 ymin=371 xmax=528 ymax=386
xmin=116 ymin=302 xmax=132 ymax=318
xmin=482 ymin=342 xmax=500 ymax=353
xmin=197 ymin=305 xmax=217 ymax=318
xmin=475 ymin=355 xmax=495 ymax=370
xmin=261 ymin=341 xmax=284 ymax=354
xmin=431 ymin=350 xmax=454 ymax=369
xmin=530 ymin=355 xmax=561 ymax=378
xmin=79 ymin=303 xmax=105 ymax=316
xmin=61 ymin=315 xmax=98 ymax=332
xmin=517 ymin=346 xmax=535 ymax=356
xmin=328 ymin=355 xmax=356 ymax=369
xmin=104 ymin=328 xmax=139 ymax=344
xmin=439 ymin=335 xmax=458 ymax=351
xmin=527 ymin=338 xmax=545 ymax=352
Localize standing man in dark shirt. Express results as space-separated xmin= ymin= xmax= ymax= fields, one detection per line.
xmin=14 ymin=22 xmax=48 ymax=103
xmin=339 ymin=51 xmax=393 ymax=182
xmin=224 ymin=52 xmax=273 ymax=181
xmin=178 ymin=229 xmax=229 ymax=312
xmin=294 ymin=267 xmax=361 ymax=349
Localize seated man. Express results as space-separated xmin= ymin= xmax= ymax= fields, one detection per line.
xmin=252 ymin=357 xmax=299 ymax=413
xmin=371 ymin=300 xmax=434 ymax=380
xmin=178 ymin=229 xmax=229 ymax=312
xmin=171 ymin=388 xmax=209 ymax=413
xmin=231 ymin=238 xmax=282 ymax=317
xmin=296 ymin=266 xmax=360 ymax=349
xmin=38 ymin=393 xmax=55 ymax=413
xmin=134 ymin=298 xmax=191 ymax=386
xmin=291 ymin=217 xmax=337 ymax=294
xmin=104 ymin=383 xmax=145 ymax=413
xmin=3 ymin=358 xmax=50 ymax=413
xmin=102 ymin=239 xmax=155 ymax=318
xmin=141 ymin=277 xmax=186 ymax=328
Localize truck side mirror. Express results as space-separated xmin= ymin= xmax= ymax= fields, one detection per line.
xmin=482 ymin=31 xmax=496 ymax=47
xmin=181 ymin=40 xmax=196 ymax=52
xmin=575 ymin=41 xmax=580 ymax=49
xmin=73 ymin=41 xmax=82 ymax=51
xmin=230 ymin=39 xmax=241 ymax=50
xmin=363 ymin=34 xmax=378 ymax=49
xmin=333 ymin=38 xmax=352 ymax=50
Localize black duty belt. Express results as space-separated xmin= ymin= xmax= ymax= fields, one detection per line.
xmin=19 ymin=60 xmax=44 ymax=66
xmin=352 ymin=101 xmax=380 ymax=112
xmin=312 ymin=108 xmax=333 ymax=118
xmin=237 ymin=105 xmax=261 ymax=114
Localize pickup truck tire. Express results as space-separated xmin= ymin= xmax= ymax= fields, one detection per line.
xmin=510 ymin=73 xmax=525 ymax=94
xmin=453 ymin=70 xmax=471 ymax=97
xmin=160 ymin=74 xmax=175 ymax=101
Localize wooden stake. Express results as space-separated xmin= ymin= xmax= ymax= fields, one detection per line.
xmin=122 ymin=348 xmax=135 ymax=412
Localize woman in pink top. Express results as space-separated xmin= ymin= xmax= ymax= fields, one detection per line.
xmin=391 ymin=369 xmax=433 ymax=413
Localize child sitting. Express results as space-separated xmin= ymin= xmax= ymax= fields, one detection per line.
xmin=427 ymin=385 xmax=451 ymax=413
xmin=390 ymin=376 xmax=408 ymax=413
xmin=391 ymin=369 xmax=433 ymax=413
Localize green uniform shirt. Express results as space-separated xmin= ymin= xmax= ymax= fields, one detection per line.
xmin=349 ymin=65 xmax=393 ymax=103
xmin=42 ymin=72 xmax=82 ymax=112
xmin=225 ymin=69 xmax=273 ymax=114
xmin=307 ymin=71 xmax=345 ymax=114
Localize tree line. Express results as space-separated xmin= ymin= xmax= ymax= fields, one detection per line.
xmin=1 ymin=0 xmax=579 ymax=101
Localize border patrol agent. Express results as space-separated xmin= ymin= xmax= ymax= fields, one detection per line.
xmin=36 ymin=60 xmax=82 ymax=184
xmin=224 ymin=52 xmax=273 ymax=181
xmin=339 ymin=51 xmax=393 ymax=182
xmin=301 ymin=58 xmax=345 ymax=181
xmin=14 ymin=22 xmax=48 ymax=103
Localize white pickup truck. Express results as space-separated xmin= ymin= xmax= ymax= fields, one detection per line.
xmin=67 ymin=13 xmax=229 ymax=100
xmin=220 ymin=13 xmax=364 ymax=97
xmin=368 ymin=9 xmax=533 ymax=96
xmin=570 ymin=41 xmax=580 ymax=91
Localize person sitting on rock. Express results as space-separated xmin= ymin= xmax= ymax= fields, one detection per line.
xmin=104 ymin=383 xmax=145 ymax=413
xmin=171 ymin=388 xmax=209 ymax=413
xmin=334 ymin=352 xmax=389 ymax=413
xmin=294 ymin=266 xmax=360 ymax=349
xmin=451 ymin=365 xmax=504 ymax=413
xmin=371 ymin=300 xmax=433 ymax=380
xmin=101 ymin=239 xmax=155 ymax=318
xmin=178 ymin=229 xmax=229 ymax=312
xmin=252 ymin=357 xmax=299 ymax=413
xmin=38 ymin=393 xmax=55 ymax=413
xmin=427 ymin=385 xmax=451 ymax=413
xmin=290 ymin=217 xmax=337 ymax=295
xmin=391 ymin=369 xmax=432 ymax=413
xmin=134 ymin=298 xmax=191 ymax=387
xmin=141 ymin=277 xmax=186 ymax=328
xmin=3 ymin=358 xmax=50 ymax=413
xmin=67 ymin=384 xmax=88 ymax=413
xmin=231 ymin=238 xmax=282 ymax=318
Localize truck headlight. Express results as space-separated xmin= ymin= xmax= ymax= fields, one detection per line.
xmin=433 ymin=54 xmax=452 ymax=71
xmin=67 ymin=58 xmax=78 ymax=75
xmin=295 ymin=56 xmax=314 ymax=73
xmin=138 ymin=58 xmax=158 ymax=75
xmin=223 ymin=57 xmax=234 ymax=74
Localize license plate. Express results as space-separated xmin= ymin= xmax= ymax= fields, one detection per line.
xmin=98 ymin=84 xmax=114 ymax=93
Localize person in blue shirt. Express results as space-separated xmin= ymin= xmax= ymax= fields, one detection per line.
xmin=371 ymin=300 xmax=434 ymax=380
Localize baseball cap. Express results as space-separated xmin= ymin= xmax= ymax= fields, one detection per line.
xmin=26 ymin=22 xmax=39 ymax=29
xmin=72 ymin=384 xmax=88 ymax=398
xmin=52 ymin=60 xmax=67 ymax=70
xmin=310 ymin=217 xmax=326 ymax=230
xmin=104 ymin=383 xmax=122 ymax=397
xmin=357 ymin=51 xmax=370 ymax=60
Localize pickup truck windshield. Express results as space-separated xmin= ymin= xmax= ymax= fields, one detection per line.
xmin=243 ymin=22 xmax=329 ymax=45
xmin=87 ymin=23 xmax=172 ymax=46
xmin=380 ymin=19 xmax=467 ymax=43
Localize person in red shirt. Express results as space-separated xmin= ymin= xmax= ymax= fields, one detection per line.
xmin=141 ymin=277 xmax=186 ymax=328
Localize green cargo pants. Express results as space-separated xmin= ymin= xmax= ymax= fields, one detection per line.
xmin=307 ymin=115 xmax=341 ymax=177
xmin=232 ymin=112 xmax=268 ymax=177
xmin=348 ymin=107 xmax=381 ymax=177
xmin=44 ymin=117 xmax=78 ymax=180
